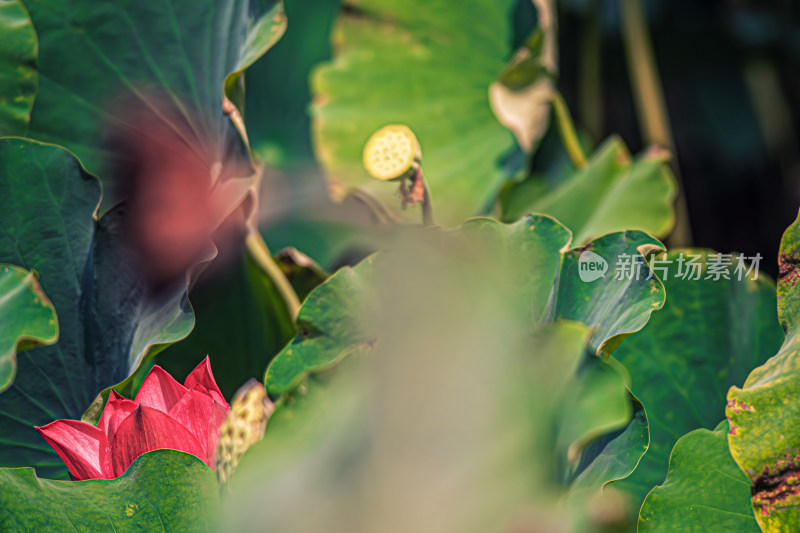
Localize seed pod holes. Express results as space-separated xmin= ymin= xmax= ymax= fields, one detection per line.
xmin=362 ymin=125 xmax=419 ymax=181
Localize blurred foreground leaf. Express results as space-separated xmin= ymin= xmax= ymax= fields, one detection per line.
xmin=266 ymin=215 xmax=666 ymax=396
xmin=231 ymin=200 xmax=667 ymax=528
xmin=255 ymin=214 xmax=671 ymax=522
xmin=229 ymin=316 xmax=618 ymax=532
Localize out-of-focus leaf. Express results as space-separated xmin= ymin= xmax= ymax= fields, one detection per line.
xmin=157 ymin=247 xmax=296 ymax=399
xmin=726 ymin=209 xmax=800 ymax=530
xmin=262 ymin=215 xmax=664 ymax=500
xmin=0 ymin=264 xmax=58 ymax=393
xmin=0 ymin=0 xmax=37 ymax=136
xmin=260 ymin=220 xmax=667 ymax=512
xmin=502 ymin=137 xmax=677 ymax=245
xmin=0 ymin=139 xmax=199 ymax=478
xmin=638 ymin=422 xmax=759 ymax=532
xmin=613 ymin=250 xmax=782 ymax=506
xmin=20 ymin=0 xmax=286 ymax=206
xmin=311 ymin=0 xmax=518 ymax=226
xmin=489 ymin=0 xmax=556 ymax=153
xmin=266 ymin=215 xmax=666 ymax=396
xmin=228 ymin=298 xmax=609 ymax=531
xmin=0 ymin=450 xmax=218 ymax=531
xmin=232 ymin=206 xmax=671 ymax=531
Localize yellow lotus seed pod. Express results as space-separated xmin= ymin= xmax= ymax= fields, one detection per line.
xmin=216 ymin=379 xmax=274 ymax=487
xmin=363 ymin=125 xmax=419 ymax=181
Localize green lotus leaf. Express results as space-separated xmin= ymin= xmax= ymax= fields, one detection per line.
xmin=0 ymin=0 xmax=37 ymax=136
xmin=0 ymin=450 xmax=218 ymax=531
xmin=557 ymin=357 xmax=633 ymax=473
xmin=20 ymin=0 xmax=286 ymax=206
xmin=638 ymin=422 xmax=759 ymax=532
xmin=0 ymin=139 xmax=199 ymax=478
xmin=569 ymin=398 xmax=649 ymax=493
xmin=502 ymin=137 xmax=677 ymax=245
xmin=0 ymin=264 xmax=58 ymax=393
xmin=264 ymin=254 xmax=377 ymax=396
xmin=726 ymin=209 xmax=800 ymax=531
xmin=311 ymin=0 xmax=520 ymax=226
xmin=613 ymin=250 xmax=782 ymax=507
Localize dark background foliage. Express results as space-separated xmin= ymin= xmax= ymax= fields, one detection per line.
xmin=559 ymin=0 xmax=800 ymax=278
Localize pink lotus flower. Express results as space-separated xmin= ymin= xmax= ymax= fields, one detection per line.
xmin=36 ymin=357 xmax=229 ymax=480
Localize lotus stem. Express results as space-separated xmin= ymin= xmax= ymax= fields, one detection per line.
xmin=245 ymin=231 xmax=301 ymax=320
xmin=350 ymin=189 xmax=400 ymax=225
xmin=421 ymin=184 xmax=433 ymax=227
xmin=619 ymin=0 xmax=692 ymax=246
xmin=410 ymin=163 xmax=434 ymax=226
xmin=552 ymin=91 xmax=588 ymax=169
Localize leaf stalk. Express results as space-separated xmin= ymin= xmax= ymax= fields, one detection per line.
xmin=245 ymin=231 xmax=302 ymax=320
xmin=552 ymin=91 xmax=588 ymax=169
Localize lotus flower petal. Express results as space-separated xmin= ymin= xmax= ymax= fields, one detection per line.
xmin=39 ymin=358 xmax=229 ymax=480
xmin=134 ymin=365 xmax=188 ymax=413
xmin=35 ymin=420 xmax=111 ymax=480
xmin=184 ymin=356 xmax=229 ymax=408
xmin=168 ymin=389 xmax=215 ymax=461
xmin=99 ymin=390 xmax=138 ymax=441
xmin=206 ymin=402 xmax=228 ymax=467
xmin=167 ymin=390 xmax=227 ymax=466
xmin=110 ymin=405 xmax=205 ymax=477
